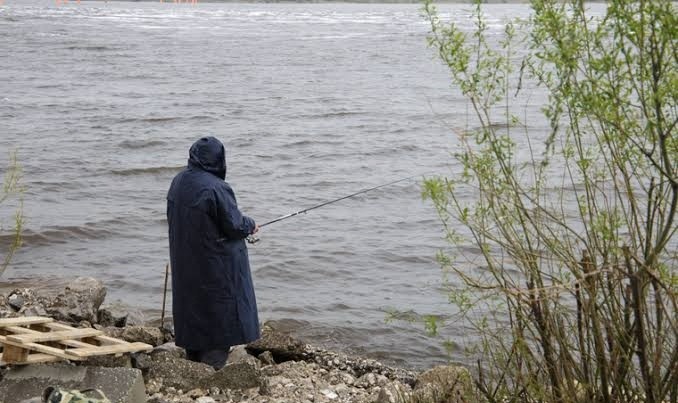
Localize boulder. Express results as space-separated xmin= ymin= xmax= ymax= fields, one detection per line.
xmin=0 ymin=364 xmax=145 ymax=403
xmin=122 ymin=326 xmax=164 ymax=346
xmin=145 ymin=351 xmax=214 ymax=392
xmin=21 ymin=304 xmax=48 ymax=318
xmin=7 ymin=293 xmax=25 ymax=311
xmin=98 ymin=302 xmax=146 ymax=327
xmin=227 ymin=345 xmax=260 ymax=369
xmin=246 ymin=322 xmax=307 ymax=362
xmin=99 ymin=326 xmax=125 ymax=339
xmin=44 ymin=277 xmax=106 ymax=323
xmin=202 ymin=361 xmax=261 ymax=390
xmin=152 ymin=342 xmax=186 ymax=359
xmin=80 ymin=353 xmax=132 ymax=368
xmin=413 ymin=365 xmax=475 ymax=403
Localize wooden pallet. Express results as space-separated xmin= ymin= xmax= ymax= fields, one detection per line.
xmin=0 ymin=316 xmax=153 ymax=365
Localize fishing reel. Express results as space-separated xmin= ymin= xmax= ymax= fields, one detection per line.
xmin=246 ymin=235 xmax=260 ymax=244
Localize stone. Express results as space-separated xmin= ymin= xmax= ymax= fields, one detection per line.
xmin=122 ymin=325 xmax=164 ymax=346
xmin=246 ymin=321 xmax=307 ymax=362
xmin=98 ymin=302 xmax=146 ymax=327
xmin=334 ymin=383 xmax=350 ymax=396
xmin=414 ymin=365 xmax=475 ymax=403
xmin=0 ymin=363 xmax=145 ymax=403
xmin=202 ymin=361 xmax=261 ymax=390
xmin=227 ymin=345 xmax=260 ymax=368
xmin=376 ymin=381 xmax=409 ymax=403
xmin=132 ymin=352 xmax=153 ymax=372
xmin=258 ymin=351 xmax=276 ymax=366
xmin=186 ymin=388 xmax=207 ymax=398
xmin=80 ymin=353 xmax=132 ymax=368
xmin=21 ymin=304 xmax=48 ymax=317
xmin=196 ymin=397 xmax=216 ymax=403
xmin=146 ymin=351 xmax=214 ymax=392
xmin=147 ymin=395 xmax=171 ymax=403
xmin=152 ymin=342 xmax=186 ymax=359
xmin=320 ymin=388 xmax=338 ymax=399
xmin=356 ymin=373 xmax=377 ymax=388
xmin=96 ymin=308 xmax=116 ymax=327
xmin=44 ymin=277 xmax=106 ymax=323
xmin=160 ymin=321 xmax=174 ymax=343
xmin=101 ymin=326 xmax=125 ymax=339
xmin=7 ymin=293 xmax=24 ymax=311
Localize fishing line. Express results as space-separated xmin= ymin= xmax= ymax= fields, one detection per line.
xmin=246 ymin=172 xmax=430 ymax=244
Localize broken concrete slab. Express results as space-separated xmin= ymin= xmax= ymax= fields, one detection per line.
xmin=0 ymin=363 xmax=146 ymax=403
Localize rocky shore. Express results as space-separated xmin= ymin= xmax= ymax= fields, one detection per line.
xmin=0 ymin=277 xmax=474 ymax=403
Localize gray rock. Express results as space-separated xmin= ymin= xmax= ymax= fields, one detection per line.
xmin=45 ymin=277 xmax=106 ymax=323
xmin=147 ymin=395 xmax=171 ymax=403
xmin=122 ymin=326 xmax=164 ymax=346
xmin=356 ymin=373 xmax=377 ymax=388
xmin=8 ymin=293 xmax=24 ymax=311
xmin=152 ymin=342 xmax=186 ymax=359
xmin=202 ymin=361 xmax=261 ymax=390
xmin=146 ymin=351 xmax=215 ymax=391
xmin=246 ymin=322 xmax=307 ymax=362
xmin=131 ymin=353 xmax=153 ymax=372
xmin=227 ymin=345 xmax=260 ymax=369
xmin=80 ymin=353 xmax=132 ymax=368
xmin=0 ymin=363 xmax=145 ymax=403
xmin=376 ymin=381 xmax=409 ymax=403
xmin=21 ymin=304 xmax=48 ymax=317
xmin=257 ymin=351 xmax=276 ymax=366
xmin=98 ymin=302 xmax=146 ymax=327
xmin=101 ymin=326 xmax=125 ymax=339
xmin=320 ymin=388 xmax=338 ymax=400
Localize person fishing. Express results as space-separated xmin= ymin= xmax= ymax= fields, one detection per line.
xmin=166 ymin=136 xmax=260 ymax=370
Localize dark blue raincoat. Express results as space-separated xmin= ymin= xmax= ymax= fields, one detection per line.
xmin=167 ymin=136 xmax=259 ymax=350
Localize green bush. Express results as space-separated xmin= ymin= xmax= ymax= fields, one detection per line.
xmin=1 ymin=151 xmax=24 ymax=277
xmin=422 ymin=0 xmax=676 ymax=401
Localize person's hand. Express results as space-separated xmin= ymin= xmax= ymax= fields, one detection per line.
xmin=252 ymin=224 xmax=260 ymax=235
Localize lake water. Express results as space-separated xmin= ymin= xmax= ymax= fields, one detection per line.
xmin=0 ymin=0 xmax=605 ymax=369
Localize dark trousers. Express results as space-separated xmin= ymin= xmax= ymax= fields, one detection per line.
xmin=186 ymin=348 xmax=229 ymax=370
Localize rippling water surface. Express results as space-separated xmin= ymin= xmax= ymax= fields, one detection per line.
xmin=0 ymin=0 xmax=606 ymax=369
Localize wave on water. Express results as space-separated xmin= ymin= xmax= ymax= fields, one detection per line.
xmin=111 ymin=166 xmax=183 ymax=176
xmin=0 ymin=222 xmax=119 ymax=248
xmin=117 ymin=117 xmax=180 ymax=124
xmin=298 ymin=111 xmax=368 ymax=119
xmin=118 ymin=139 xmax=167 ymax=149
xmin=63 ymin=45 xmax=118 ymax=52
xmin=116 ymin=115 xmax=214 ymax=124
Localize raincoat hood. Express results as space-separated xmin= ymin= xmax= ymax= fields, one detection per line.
xmin=188 ymin=136 xmax=226 ymax=180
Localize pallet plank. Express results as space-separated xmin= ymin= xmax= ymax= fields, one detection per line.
xmin=0 ymin=335 xmax=84 ymax=361
xmin=1 ymin=344 xmax=28 ymax=363
xmin=0 ymin=316 xmax=151 ymax=366
xmin=0 ymin=353 xmax=62 ymax=366
xmin=0 ymin=317 xmax=54 ymax=328
xmin=45 ymin=322 xmax=127 ymax=346
xmin=65 ymin=342 xmax=152 ymax=358
xmin=3 ymin=326 xmax=93 ymax=349
xmin=7 ymin=328 xmax=102 ymax=344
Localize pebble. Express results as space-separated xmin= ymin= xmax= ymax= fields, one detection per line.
xmin=320 ymin=389 xmax=339 ymax=400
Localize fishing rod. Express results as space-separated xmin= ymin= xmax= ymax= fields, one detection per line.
xmin=246 ymin=174 xmax=424 ymax=244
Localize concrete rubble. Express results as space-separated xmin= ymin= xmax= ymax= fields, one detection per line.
xmin=0 ymin=277 xmax=476 ymax=402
